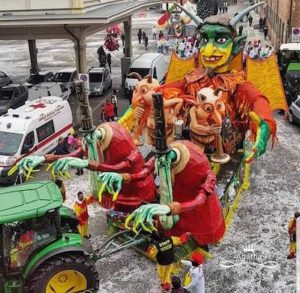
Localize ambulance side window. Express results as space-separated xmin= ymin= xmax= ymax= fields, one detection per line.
xmin=21 ymin=131 xmax=35 ymax=154
xmin=37 ymin=120 xmax=55 ymax=143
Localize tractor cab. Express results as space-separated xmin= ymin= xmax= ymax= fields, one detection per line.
xmin=0 ymin=181 xmax=99 ymax=293
xmin=0 ymin=181 xmax=63 ymax=291
xmin=278 ymin=43 xmax=300 ymax=105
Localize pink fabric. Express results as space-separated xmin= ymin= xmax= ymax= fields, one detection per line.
xmin=68 ymin=135 xmax=75 ymax=145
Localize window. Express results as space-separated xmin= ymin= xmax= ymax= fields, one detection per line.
xmin=153 ymin=67 xmax=157 ymax=79
xmin=53 ymin=72 xmax=72 ymax=83
xmin=0 ymin=131 xmax=23 ymax=155
xmin=19 ymin=86 xmax=26 ymax=95
xmin=0 ymin=71 xmax=5 ymax=78
xmin=21 ymin=131 xmax=35 ymax=154
xmin=37 ymin=120 xmax=55 ymax=143
xmin=3 ymin=215 xmax=58 ymax=272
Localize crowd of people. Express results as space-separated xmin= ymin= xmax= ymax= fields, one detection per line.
xmin=245 ymin=40 xmax=273 ymax=60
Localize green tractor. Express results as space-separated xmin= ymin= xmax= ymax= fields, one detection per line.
xmin=0 ymin=181 xmax=99 ymax=293
xmin=278 ymin=43 xmax=300 ymax=106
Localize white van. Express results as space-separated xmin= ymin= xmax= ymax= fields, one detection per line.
xmin=0 ymin=97 xmax=73 ymax=184
xmin=125 ymin=53 xmax=167 ymax=99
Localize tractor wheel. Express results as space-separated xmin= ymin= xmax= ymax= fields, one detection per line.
xmin=25 ymin=253 xmax=99 ymax=293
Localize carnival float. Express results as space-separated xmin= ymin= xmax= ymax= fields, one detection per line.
xmin=4 ymin=1 xmax=288 ymax=292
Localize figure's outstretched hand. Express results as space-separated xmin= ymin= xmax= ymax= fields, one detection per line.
xmin=125 ymin=204 xmax=171 ymax=234
xmin=245 ymin=112 xmax=270 ymax=163
xmin=48 ymin=157 xmax=89 ymax=180
xmin=97 ymin=172 xmax=123 ymax=203
xmin=8 ymin=156 xmax=45 ymax=181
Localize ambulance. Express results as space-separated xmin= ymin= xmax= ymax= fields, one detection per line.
xmin=0 ymin=97 xmax=73 ymax=184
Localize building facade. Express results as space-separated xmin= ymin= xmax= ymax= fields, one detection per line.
xmin=259 ymin=0 xmax=300 ymax=49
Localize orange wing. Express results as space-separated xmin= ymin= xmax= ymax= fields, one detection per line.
xmin=246 ymin=53 xmax=288 ymax=111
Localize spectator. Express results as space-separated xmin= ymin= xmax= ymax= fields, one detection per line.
xmin=137 ymin=28 xmax=142 ymax=44
xmin=142 ymin=30 xmax=146 ymax=41
xmin=97 ymin=45 xmax=106 ymax=67
xmin=179 ymin=40 xmax=185 ymax=58
xmin=55 ymin=179 xmax=66 ymax=201
xmin=111 ymin=89 xmax=118 ymax=117
xmin=248 ymin=14 xmax=253 ymax=26
xmin=263 ymin=26 xmax=269 ymax=40
xmin=121 ymin=33 xmax=125 ymax=46
xmin=259 ymin=18 xmax=263 ymax=32
xmin=104 ymin=98 xmax=115 ymax=121
xmin=181 ymin=252 xmax=205 ymax=293
xmin=100 ymin=103 xmax=106 ymax=122
xmin=152 ymin=26 xmax=157 ymax=40
xmin=107 ymin=53 xmax=112 ymax=73
xmin=158 ymin=30 xmax=164 ymax=39
xmin=67 ymin=131 xmax=76 ymax=153
xmin=144 ymin=35 xmax=149 ymax=51
xmin=171 ymin=275 xmax=188 ymax=293
xmin=238 ymin=25 xmax=244 ymax=36
xmin=54 ymin=137 xmax=69 ymax=155
xmin=157 ymin=39 xmax=162 ymax=53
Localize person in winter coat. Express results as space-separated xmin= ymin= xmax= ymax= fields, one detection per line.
xmin=103 ymin=99 xmax=115 ymax=121
xmin=144 ymin=35 xmax=149 ymax=51
xmin=137 ymin=29 xmax=142 ymax=44
xmin=181 ymin=252 xmax=205 ymax=293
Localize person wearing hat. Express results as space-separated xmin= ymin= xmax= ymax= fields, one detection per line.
xmin=181 ymin=252 xmax=205 ymax=293
xmin=287 ymin=212 xmax=300 ymax=259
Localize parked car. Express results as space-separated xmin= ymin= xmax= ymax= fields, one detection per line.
xmin=88 ymin=67 xmax=112 ymax=96
xmin=0 ymin=71 xmax=12 ymax=88
xmin=24 ymin=71 xmax=54 ymax=88
xmin=28 ymin=82 xmax=69 ymax=101
xmin=0 ymin=84 xmax=28 ymax=115
xmin=52 ymin=68 xmax=77 ymax=96
xmin=288 ymin=95 xmax=300 ymax=125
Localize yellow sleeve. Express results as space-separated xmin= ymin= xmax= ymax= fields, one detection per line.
xmin=171 ymin=236 xmax=182 ymax=246
xmin=85 ymin=196 xmax=96 ymax=205
xmin=147 ymin=245 xmax=158 ymax=259
xmin=73 ymin=203 xmax=80 ymax=216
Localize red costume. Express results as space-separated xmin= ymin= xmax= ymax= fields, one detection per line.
xmin=88 ymin=123 xmax=156 ymax=212
xmin=104 ymin=102 xmax=115 ymax=119
xmin=125 ymin=140 xmax=225 ymax=245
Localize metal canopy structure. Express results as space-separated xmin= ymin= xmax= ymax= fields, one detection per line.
xmin=0 ymin=0 xmax=161 ymax=72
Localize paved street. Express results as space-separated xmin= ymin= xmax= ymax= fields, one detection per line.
xmin=0 ymin=1 xmax=299 ymax=292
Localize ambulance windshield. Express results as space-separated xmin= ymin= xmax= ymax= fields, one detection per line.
xmin=0 ymin=131 xmax=23 ymax=155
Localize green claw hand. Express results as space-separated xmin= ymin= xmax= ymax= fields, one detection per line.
xmin=49 ymin=157 xmax=89 ymax=180
xmin=8 ymin=156 xmax=45 ymax=181
xmin=245 ymin=112 xmax=270 ymax=163
xmin=125 ymin=204 xmax=171 ymax=234
xmin=97 ymin=172 xmax=123 ymax=203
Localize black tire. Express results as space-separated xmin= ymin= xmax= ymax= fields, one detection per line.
xmin=25 ymin=253 xmax=99 ymax=293
xmin=288 ymin=111 xmax=295 ymax=124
